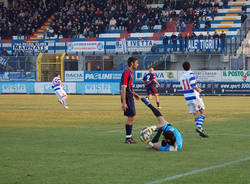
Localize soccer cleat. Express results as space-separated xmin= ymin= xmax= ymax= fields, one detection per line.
xmin=125 ymin=138 xmax=137 ymax=144
xmin=64 ymin=106 xmax=69 ymax=109
xmin=196 ymin=128 xmax=208 ymax=138
xmin=141 ymin=97 xmax=150 ymax=106
xmin=157 ymin=106 xmax=162 ymax=110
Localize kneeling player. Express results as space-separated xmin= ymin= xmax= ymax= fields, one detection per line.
xmin=141 ymin=97 xmax=183 ymax=151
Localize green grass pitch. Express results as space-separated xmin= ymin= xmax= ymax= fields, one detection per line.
xmin=0 ymin=95 xmax=250 ymax=184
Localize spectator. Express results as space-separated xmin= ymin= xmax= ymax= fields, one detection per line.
xmin=213 ymin=31 xmax=220 ymax=51
xmin=126 ymin=19 xmax=134 ymax=33
xmin=213 ymin=31 xmax=219 ymax=40
xmin=198 ymin=33 xmax=204 ymax=40
xmin=163 ymin=35 xmax=169 ymax=53
xmin=223 ymin=0 xmax=228 ymax=8
xmin=47 ymin=26 xmax=54 ymax=38
xmin=201 ymin=8 xmax=208 ymax=21
xmin=242 ymin=4 xmax=247 ymax=13
xmin=220 ymin=31 xmax=227 ymax=53
xmin=241 ymin=13 xmax=247 ymax=23
xmin=151 ymin=44 xmax=158 ymax=54
xmin=214 ymin=0 xmax=219 ymax=8
xmin=184 ymin=33 xmax=190 ymax=51
xmin=190 ymin=32 xmax=197 ymax=39
xmin=205 ymin=31 xmax=211 ymax=39
xmin=178 ymin=33 xmax=184 ymax=52
xmin=2 ymin=49 xmax=9 ymax=56
xmin=180 ymin=22 xmax=186 ymax=32
xmin=109 ymin=17 xmax=117 ymax=30
xmin=175 ymin=20 xmax=180 ymax=32
xmin=211 ymin=7 xmax=218 ymax=20
xmin=171 ymin=33 xmax=177 ymax=51
xmin=205 ymin=18 xmax=211 ymax=31
xmin=132 ymin=49 xmax=139 ymax=55
xmin=193 ymin=19 xmax=200 ymax=31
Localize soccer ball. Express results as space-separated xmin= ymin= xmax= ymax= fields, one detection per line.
xmin=139 ymin=127 xmax=153 ymax=144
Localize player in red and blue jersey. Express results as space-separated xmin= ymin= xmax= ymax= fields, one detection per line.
xmin=121 ymin=57 xmax=140 ymax=144
xmin=143 ymin=67 xmax=161 ymax=109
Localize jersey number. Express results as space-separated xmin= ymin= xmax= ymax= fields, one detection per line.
xmin=182 ymin=79 xmax=191 ymax=90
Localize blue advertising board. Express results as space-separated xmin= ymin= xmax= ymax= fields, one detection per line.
xmin=84 ymin=71 xmax=122 ymax=82
xmin=0 ymin=82 xmax=34 ymax=93
xmin=0 ymin=81 xmax=249 ymax=95
xmin=77 ymin=82 xmax=120 ymax=94
xmin=13 ymin=42 xmax=49 ymax=53
xmin=1 ymin=37 xmax=236 ymax=55
xmin=0 ymin=72 xmax=36 ymax=81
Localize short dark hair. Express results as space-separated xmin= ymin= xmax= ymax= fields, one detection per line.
xmin=127 ymin=57 xmax=138 ymax=67
xmin=183 ymin=61 xmax=191 ymax=71
xmin=163 ymin=130 xmax=176 ymax=146
xmin=55 ymin=73 xmax=60 ymax=77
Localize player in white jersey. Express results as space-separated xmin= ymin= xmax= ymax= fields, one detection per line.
xmin=52 ymin=74 xmax=69 ymax=109
xmin=180 ymin=61 xmax=208 ymax=137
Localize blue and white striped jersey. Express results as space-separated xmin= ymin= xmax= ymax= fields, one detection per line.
xmin=180 ymin=71 xmax=199 ymax=102
xmin=52 ymin=77 xmax=62 ymax=91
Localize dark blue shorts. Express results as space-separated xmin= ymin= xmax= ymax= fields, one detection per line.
xmin=121 ymin=93 xmax=136 ymax=117
xmin=147 ymin=85 xmax=158 ymax=95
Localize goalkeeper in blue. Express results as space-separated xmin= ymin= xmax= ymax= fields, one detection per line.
xmin=141 ymin=97 xmax=183 ymax=151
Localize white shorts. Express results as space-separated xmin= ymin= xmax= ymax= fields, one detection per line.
xmin=187 ymin=96 xmax=205 ymax=114
xmin=55 ymin=89 xmax=67 ymax=100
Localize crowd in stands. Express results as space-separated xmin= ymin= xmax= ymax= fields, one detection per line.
xmin=0 ymin=0 xmax=60 ymax=39
xmin=50 ymin=0 xmax=173 ymax=38
xmin=191 ymin=0 xmax=220 ymax=31
xmin=0 ymin=0 xmax=247 ymax=40
xmin=49 ymin=0 xmax=226 ymax=38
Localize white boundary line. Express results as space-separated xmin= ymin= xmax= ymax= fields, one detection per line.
xmin=146 ymin=156 xmax=250 ymax=184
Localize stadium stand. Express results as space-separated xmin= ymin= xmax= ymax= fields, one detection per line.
xmin=0 ymin=0 xmax=60 ymax=39
xmin=0 ymin=0 xmax=231 ymax=39
xmin=0 ymin=0 xmax=249 ymax=56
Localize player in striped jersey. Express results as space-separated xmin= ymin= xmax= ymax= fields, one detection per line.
xmin=121 ymin=57 xmax=140 ymax=144
xmin=180 ymin=62 xmax=208 ymax=137
xmin=52 ymin=73 xmax=69 ymax=109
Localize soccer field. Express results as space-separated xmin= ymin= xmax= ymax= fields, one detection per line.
xmin=0 ymin=95 xmax=249 ymax=184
